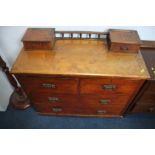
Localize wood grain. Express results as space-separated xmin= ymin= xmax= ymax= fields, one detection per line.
xmin=11 ymin=39 xmax=149 ymax=79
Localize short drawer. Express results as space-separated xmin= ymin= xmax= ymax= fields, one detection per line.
xmin=31 ymin=93 xmax=78 ymax=107
xmin=110 ymin=43 xmax=140 ymax=53
xmin=80 ymin=94 xmax=130 ymax=108
xmin=80 ymin=78 xmax=142 ymax=95
xmin=35 ymin=104 xmax=123 ymax=116
xmin=16 ymin=76 xmax=78 ymax=94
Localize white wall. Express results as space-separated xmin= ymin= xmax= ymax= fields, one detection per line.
xmin=0 ymin=50 xmax=13 ymax=111
xmin=0 ymin=26 xmax=155 ymax=111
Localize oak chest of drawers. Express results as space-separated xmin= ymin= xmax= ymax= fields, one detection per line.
xmin=11 ymin=39 xmax=149 ymax=117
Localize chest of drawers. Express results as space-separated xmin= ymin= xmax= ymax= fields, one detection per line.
xmin=11 ymin=39 xmax=149 ymax=117
xmin=131 ymin=48 xmax=155 ymax=113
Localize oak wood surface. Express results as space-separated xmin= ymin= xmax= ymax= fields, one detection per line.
xmin=11 ymin=38 xmax=150 ymax=117
xmin=11 ymin=39 xmax=149 ymax=79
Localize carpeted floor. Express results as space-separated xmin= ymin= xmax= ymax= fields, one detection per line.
xmin=0 ymin=105 xmax=155 ymax=129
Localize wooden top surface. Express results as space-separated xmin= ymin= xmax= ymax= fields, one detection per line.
xmin=109 ymin=29 xmax=141 ymax=44
xmin=22 ymin=28 xmax=54 ymax=42
xmin=11 ymin=39 xmax=149 ymax=79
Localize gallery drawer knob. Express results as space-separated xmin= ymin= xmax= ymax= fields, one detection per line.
xmin=52 ymin=107 xmax=63 ymax=112
xmin=97 ymin=110 xmax=107 ymax=114
xmin=100 ymin=99 xmax=111 ymax=105
xmin=48 ymin=97 xmax=59 ymax=102
xmin=120 ymin=45 xmax=129 ymax=51
xmin=42 ymin=83 xmax=56 ymax=88
xmin=102 ymin=85 xmax=116 ymax=91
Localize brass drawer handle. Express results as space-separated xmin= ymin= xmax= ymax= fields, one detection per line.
xmin=42 ymin=83 xmax=56 ymax=88
xmin=100 ymin=99 xmax=111 ymax=105
xmin=48 ymin=97 xmax=59 ymax=102
xmin=102 ymin=85 xmax=116 ymax=91
xmin=52 ymin=107 xmax=62 ymax=112
xmin=120 ymin=45 xmax=128 ymax=51
xmin=97 ymin=110 xmax=107 ymax=114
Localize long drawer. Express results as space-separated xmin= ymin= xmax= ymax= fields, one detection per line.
xmin=16 ymin=76 xmax=78 ymax=94
xmin=80 ymin=78 xmax=142 ymax=95
xmin=35 ymin=103 xmax=123 ymax=116
xmin=80 ymin=94 xmax=130 ymax=107
xmin=77 ymin=106 xmax=124 ymax=116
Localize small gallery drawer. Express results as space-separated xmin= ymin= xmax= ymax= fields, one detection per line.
xmin=132 ymin=104 xmax=155 ymax=113
xmin=31 ymin=94 xmax=78 ymax=107
xmin=80 ymin=94 xmax=130 ymax=108
xmin=16 ymin=76 xmax=78 ymax=94
xmin=34 ymin=104 xmax=78 ymax=115
xmin=80 ymin=78 xmax=142 ymax=95
xmin=110 ymin=43 xmax=140 ymax=53
xmin=108 ymin=29 xmax=141 ymax=53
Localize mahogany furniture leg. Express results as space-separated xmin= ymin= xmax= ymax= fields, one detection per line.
xmin=0 ymin=56 xmax=30 ymax=109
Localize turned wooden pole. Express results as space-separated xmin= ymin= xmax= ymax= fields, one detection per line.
xmin=0 ymin=55 xmax=30 ymax=109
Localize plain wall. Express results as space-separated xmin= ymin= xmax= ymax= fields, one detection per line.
xmin=0 ymin=26 xmax=155 ymax=111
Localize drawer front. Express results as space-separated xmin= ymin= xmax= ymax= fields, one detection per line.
xmin=80 ymin=94 xmax=130 ymax=107
xmin=78 ymin=106 xmax=123 ymax=116
xmin=35 ymin=104 xmax=78 ymax=115
xmin=132 ymin=104 xmax=155 ymax=113
xmin=16 ymin=76 xmax=78 ymax=94
xmin=111 ymin=43 xmax=140 ymax=53
xmin=23 ymin=41 xmax=53 ymax=50
xmin=80 ymin=78 xmax=141 ymax=95
xmin=35 ymin=104 xmax=123 ymax=116
xmin=31 ymin=93 xmax=78 ymax=108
